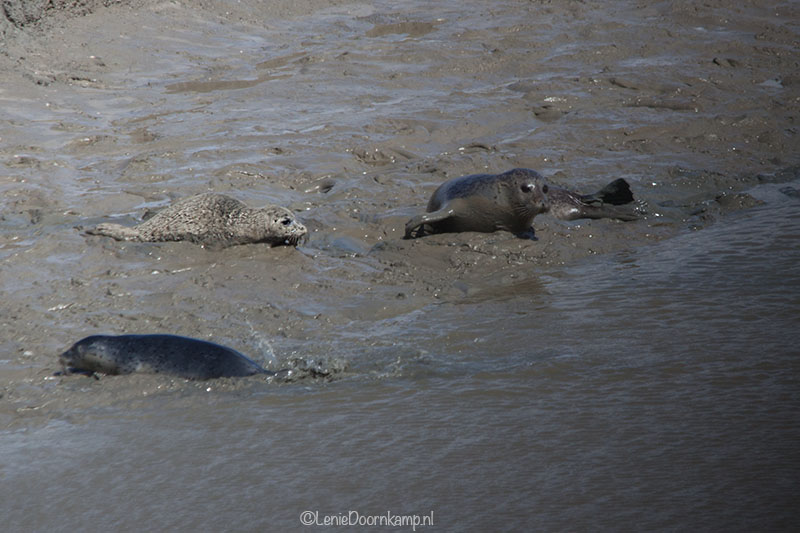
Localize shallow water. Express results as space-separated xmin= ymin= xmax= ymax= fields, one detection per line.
xmin=2 ymin=182 xmax=798 ymax=531
xmin=2 ymin=0 xmax=800 ymax=531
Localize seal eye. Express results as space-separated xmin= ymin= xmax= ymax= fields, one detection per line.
xmin=542 ymin=184 xmax=549 ymax=194
xmin=281 ymin=217 xmax=292 ymax=226
xmin=521 ymin=183 xmax=534 ymax=193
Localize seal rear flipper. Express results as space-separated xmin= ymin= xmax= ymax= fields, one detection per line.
xmin=575 ymin=203 xmax=642 ymax=221
xmin=404 ymin=208 xmax=454 ymax=239
xmin=580 ymin=178 xmax=635 ymax=206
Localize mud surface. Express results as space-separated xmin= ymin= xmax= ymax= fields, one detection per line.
xmin=1 ymin=1 xmax=799 ymax=530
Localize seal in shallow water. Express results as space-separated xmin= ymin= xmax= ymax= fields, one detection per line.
xmin=87 ymin=193 xmax=307 ymax=247
xmin=404 ymin=168 xmax=640 ymax=238
xmin=59 ymin=334 xmax=273 ymax=380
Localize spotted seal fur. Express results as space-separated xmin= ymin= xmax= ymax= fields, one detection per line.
xmin=87 ymin=193 xmax=306 ymax=247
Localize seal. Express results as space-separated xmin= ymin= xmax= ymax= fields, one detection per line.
xmin=404 ymin=168 xmax=640 ymax=238
xmin=404 ymin=168 xmax=550 ymax=238
xmin=86 ymin=193 xmax=307 ymax=247
xmin=545 ymin=176 xmax=640 ymax=222
xmin=59 ymin=334 xmax=273 ymax=380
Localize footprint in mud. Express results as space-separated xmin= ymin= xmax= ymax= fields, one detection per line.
xmin=365 ymin=20 xmax=438 ymax=39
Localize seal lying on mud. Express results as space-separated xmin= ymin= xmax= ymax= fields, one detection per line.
xmin=59 ymin=334 xmax=273 ymax=380
xmin=404 ymin=168 xmax=640 ymax=239
xmin=87 ymin=193 xmax=307 ymax=247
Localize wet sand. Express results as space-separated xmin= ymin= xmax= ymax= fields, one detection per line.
xmin=1 ymin=0 xmax=799 ymax=530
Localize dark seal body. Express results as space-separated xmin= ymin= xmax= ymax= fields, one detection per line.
xmin=86 ymin=193 xmax=307 ymax=247
xmin=59 ymin=334 xmax=271 ymax=380
xmin=405 ymin=168 xmax=640 ymax=238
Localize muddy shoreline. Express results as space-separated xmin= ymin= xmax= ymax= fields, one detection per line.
xmin=2 ymin=0 xmax=799 ymax=417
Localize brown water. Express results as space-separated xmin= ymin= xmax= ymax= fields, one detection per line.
xmin=1 ymin=1 xmax=799 ymax=531
xmin=2 ymin=191 xmax=798 ymax=531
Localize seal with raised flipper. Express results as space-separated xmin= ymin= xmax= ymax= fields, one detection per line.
xmin=59 ymin=334 xmax=273 ymax=380
xmin=404 ymin=168 xmax=640 ymax=239
xmin=86 ymin=193 xmax=307 ymax=247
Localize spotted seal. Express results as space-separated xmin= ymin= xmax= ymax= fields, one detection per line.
xmin=404 ymin=168 xmax=640 ymax=238
xmin=59 ymin=334 xmax=273 ymax=380
xmin=87 ymin=193 xmax=306 ymax=247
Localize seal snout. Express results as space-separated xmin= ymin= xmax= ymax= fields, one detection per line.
xmin=275 ymin=215 xmax=307 ymax=246
xmin=280 ymin=232 xmax=306 ymax=247
xmin=58 ymin=348 xmax=74 ymax=374
xmin=529 ymin=180 xmax=550 ymax=207
xmin=58 ymin=338 xmax=97 ymax=375
xmin=517 ymin=176 xmax=550 ymax=219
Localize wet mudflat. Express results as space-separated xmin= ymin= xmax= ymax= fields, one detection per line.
xmin=1 ymin=0 xmax=799 ymax=530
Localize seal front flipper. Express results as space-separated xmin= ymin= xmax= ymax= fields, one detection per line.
xmin=404 ymin=207 xmax=456 ymax=239
xmin=513 ymin=227 xmax=537 ymax=240
xmin=54 ymin=367 xmax=99 ymax=379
